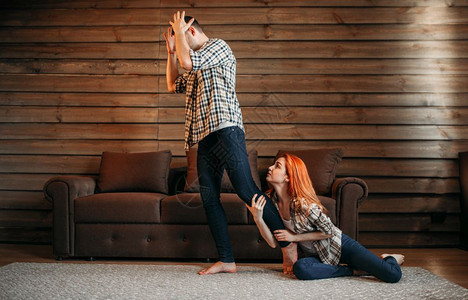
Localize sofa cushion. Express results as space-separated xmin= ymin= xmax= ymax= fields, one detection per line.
xmin=161 ymin=193 xmax=249 ymax=224
xmin=97 ymin=150 xmax=172 ymax=193
xmin=184 ymin=147 xmax=261 ymax=193
xmin=276 ymin=148 xmax=343 ymax=195
xmin=75 ymin=193 xmax=164 ymax=223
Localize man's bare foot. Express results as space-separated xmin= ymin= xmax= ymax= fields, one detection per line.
xmin=381 ymin=253 xmax=405 ymax=265
xmin=282 ymin=243 xmax=298 ymax=275
xmin=198 ymin=261 xmax=237 ymax=275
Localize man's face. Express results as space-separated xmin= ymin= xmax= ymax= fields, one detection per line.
xmin=170 ymin=27 xmax=197 ymax=50
xmin=184 ymin=28 xmax=197 ymax=50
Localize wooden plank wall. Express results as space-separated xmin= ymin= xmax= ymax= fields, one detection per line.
xmin=0 ymin=0 xmax=467 ymax=247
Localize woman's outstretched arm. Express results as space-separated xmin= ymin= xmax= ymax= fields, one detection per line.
xmin=274 ymin=230 xmax=332 ymax=243
xmin=246 ymin=194 xmax=278 ymax=248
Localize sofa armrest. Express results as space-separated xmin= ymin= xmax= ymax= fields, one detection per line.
xmin=331 ymin=177 xmax=368 ymax=240
xmin=43 ymin=176 xmax=96 ymax=257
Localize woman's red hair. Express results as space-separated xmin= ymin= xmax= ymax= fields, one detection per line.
xmin=277 ymin=152 xmax=327 ymax=215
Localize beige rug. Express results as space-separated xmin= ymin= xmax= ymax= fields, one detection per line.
xmin=0 ymin=263 xmax=467 ymax=299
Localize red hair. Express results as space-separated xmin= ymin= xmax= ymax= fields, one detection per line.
xmin=276 ymin=153 xmax=327 ymax=216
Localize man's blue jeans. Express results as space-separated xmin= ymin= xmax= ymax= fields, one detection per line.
xmin=197 ymin=126 xmax=289 ymax=263
xmin=293 ymin=233 xmax=402 ymax=283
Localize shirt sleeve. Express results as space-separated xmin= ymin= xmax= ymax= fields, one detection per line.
xmin=190 ymin=39 xmax=235 ymax=71
xmin=174 ymin=73 xmax=188 ymax=94
xmin=305 ymin=204 xmax=335 ymax=235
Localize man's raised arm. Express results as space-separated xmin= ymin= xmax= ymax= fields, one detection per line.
xmin=170 ymin=11 xmax=194 ymax=71
xmin=163 ymin=27 xmax=179 ymax=92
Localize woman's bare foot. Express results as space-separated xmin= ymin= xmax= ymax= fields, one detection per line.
xmin=381 ymin=253 xmax=405 ymax=265
xmin=198 ymin=261 xmax=237 ymax=275
xmin=282 ymin=243 xmax=298 ymax=275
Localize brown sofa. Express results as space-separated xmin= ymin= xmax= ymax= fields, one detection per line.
xmin=43 ymin=149 xmax=368 ymax=261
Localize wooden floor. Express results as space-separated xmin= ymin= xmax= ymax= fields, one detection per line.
xmin=0 ymin=244 xmax=467 ymax=289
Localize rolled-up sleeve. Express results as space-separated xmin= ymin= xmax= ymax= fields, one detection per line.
xmin=306 ymin=204 xmax=335 ymax=235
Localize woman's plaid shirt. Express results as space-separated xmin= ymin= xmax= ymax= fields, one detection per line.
xmin=175 ymin=38 xmax=244 ymax=150
xmin=271 ymin=193 xmax=342 ymax=265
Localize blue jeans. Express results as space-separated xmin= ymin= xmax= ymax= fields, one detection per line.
xmin=197 ymin=126 xmax=289 ymax=263
xmin=293 ymin=233 xmax=402 ymax=283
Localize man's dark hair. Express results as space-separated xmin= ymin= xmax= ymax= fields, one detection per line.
xmin=171 ymin=16 xmax=203 ymax=35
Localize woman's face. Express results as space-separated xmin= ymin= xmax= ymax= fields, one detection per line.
xmin=266 ymin=157 xmax=289 ymax=185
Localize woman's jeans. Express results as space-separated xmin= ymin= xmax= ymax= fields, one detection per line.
xmin=197 ymin=126 xmax=288 ymax=263
xmin=293 ymin=233 xmax=402 ymax=283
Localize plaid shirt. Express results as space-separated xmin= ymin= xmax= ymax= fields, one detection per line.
xmin=174 ymin=38 xmax=244 ymax=150
xmin=271 ymin=193 xmax=342 ymax=265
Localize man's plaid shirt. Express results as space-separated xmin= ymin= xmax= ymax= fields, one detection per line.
xmin=175 ymin=38 xmax=244 ymax=150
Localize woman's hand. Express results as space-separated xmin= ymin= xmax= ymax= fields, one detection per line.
xmin=274 ymin=229 xmax=297 ymax=242
xmin=246 ymin=194 xmax=266 ymax=221
xmin=163 ymin=27 xmax=176 ymax=54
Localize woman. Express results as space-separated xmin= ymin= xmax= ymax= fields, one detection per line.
xmin=247 ymin=153 xmax=404 ymax=282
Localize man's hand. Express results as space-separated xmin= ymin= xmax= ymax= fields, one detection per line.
xmin=169 ymin=11 xmax=194 ymax=36
xmin=163 ymin=27 xmax=176 ymax=54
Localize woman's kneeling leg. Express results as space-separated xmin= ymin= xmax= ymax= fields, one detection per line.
xmin=293 ymin=256 xmax=353 ymax=280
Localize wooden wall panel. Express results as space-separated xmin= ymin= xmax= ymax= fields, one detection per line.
xmin=2 ymin=58 xmax=468 ymax=75
xmin=0 ymin=191 xmax=51 ymax=210
xmin=2 ymin=41 xmax=467 ymax=59
xmin=0 ymin=124 xmax=159 ymax=139
xmin=160 ymin=107 xmax=468 ymax=124
xmin=160 ymin=93 xmax=468 ymax=107
xmin=1 ymin=92 xmax=466 ymax=107
xmin=0 ymin=1 xmax=467 ymax=247
xmin=3 ymin=25 xmax=468 ymax=42
xmin=2 ymin=0 xmax=468 ymax=9
xmin=158 ymin=124 xmax=467 ymax=140
xmin=2 ymin=74 xmax=468 ymax=93
xmin=1 ymin=8 xmax=467 ymax=26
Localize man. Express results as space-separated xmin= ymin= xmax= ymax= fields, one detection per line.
xmin=163 ymin=11 xmax=297 ymax=275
